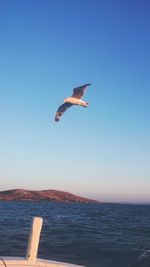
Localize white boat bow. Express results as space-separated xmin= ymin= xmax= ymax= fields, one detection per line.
xmin=0 ymin=217 xmax=84 ymax=267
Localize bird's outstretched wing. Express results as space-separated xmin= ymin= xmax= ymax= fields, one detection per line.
xmin=72 ymin=83 xmax=91 ymax=99
xmin=55 ymin=102 xmax=73 ymax=122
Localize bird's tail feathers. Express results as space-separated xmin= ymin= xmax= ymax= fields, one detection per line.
xmin=83 ymin=102 xmax=89 ymax=107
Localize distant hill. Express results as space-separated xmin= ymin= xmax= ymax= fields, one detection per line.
xmin=0 ymin=189 xmax=99 ymax=203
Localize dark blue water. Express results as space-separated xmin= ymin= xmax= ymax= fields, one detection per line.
xmin=0 ymin=202 xmax=150 ymax=267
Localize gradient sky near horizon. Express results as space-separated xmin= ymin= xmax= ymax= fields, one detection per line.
xmin=0 ymin=0 xmax=150 ymax=203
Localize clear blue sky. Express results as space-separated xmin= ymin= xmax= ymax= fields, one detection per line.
xmin=0 ymin=0 xmax=150 ymax=203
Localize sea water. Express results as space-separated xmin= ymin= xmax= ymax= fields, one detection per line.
xmin=0 ymin=201 xmax=150 ymax=267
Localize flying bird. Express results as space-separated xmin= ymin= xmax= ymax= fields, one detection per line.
xmin=55 ymin=83 xmax=91 ymax=122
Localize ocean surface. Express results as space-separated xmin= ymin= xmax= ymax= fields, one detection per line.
xmin=0 ymin=202 xmax=150 ymax=267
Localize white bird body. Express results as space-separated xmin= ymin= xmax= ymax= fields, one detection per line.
xmin=64 ymin=97 xmax=88 ymax=107
xmin=55 ymin=83 xmax=91 ymax=121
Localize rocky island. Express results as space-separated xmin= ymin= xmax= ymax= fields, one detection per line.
xmin=0 ymin=189 xmax=99 ymax=203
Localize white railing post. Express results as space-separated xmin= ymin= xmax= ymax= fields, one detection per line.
xmin=26 ymin=217 xmax=43 ymax=262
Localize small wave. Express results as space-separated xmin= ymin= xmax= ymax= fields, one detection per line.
xmin=131 ymin=250 xmax=150 ymax=267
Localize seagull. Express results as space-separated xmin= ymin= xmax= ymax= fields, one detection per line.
xmin=55 ymin=83 xmax=91 ymax=122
